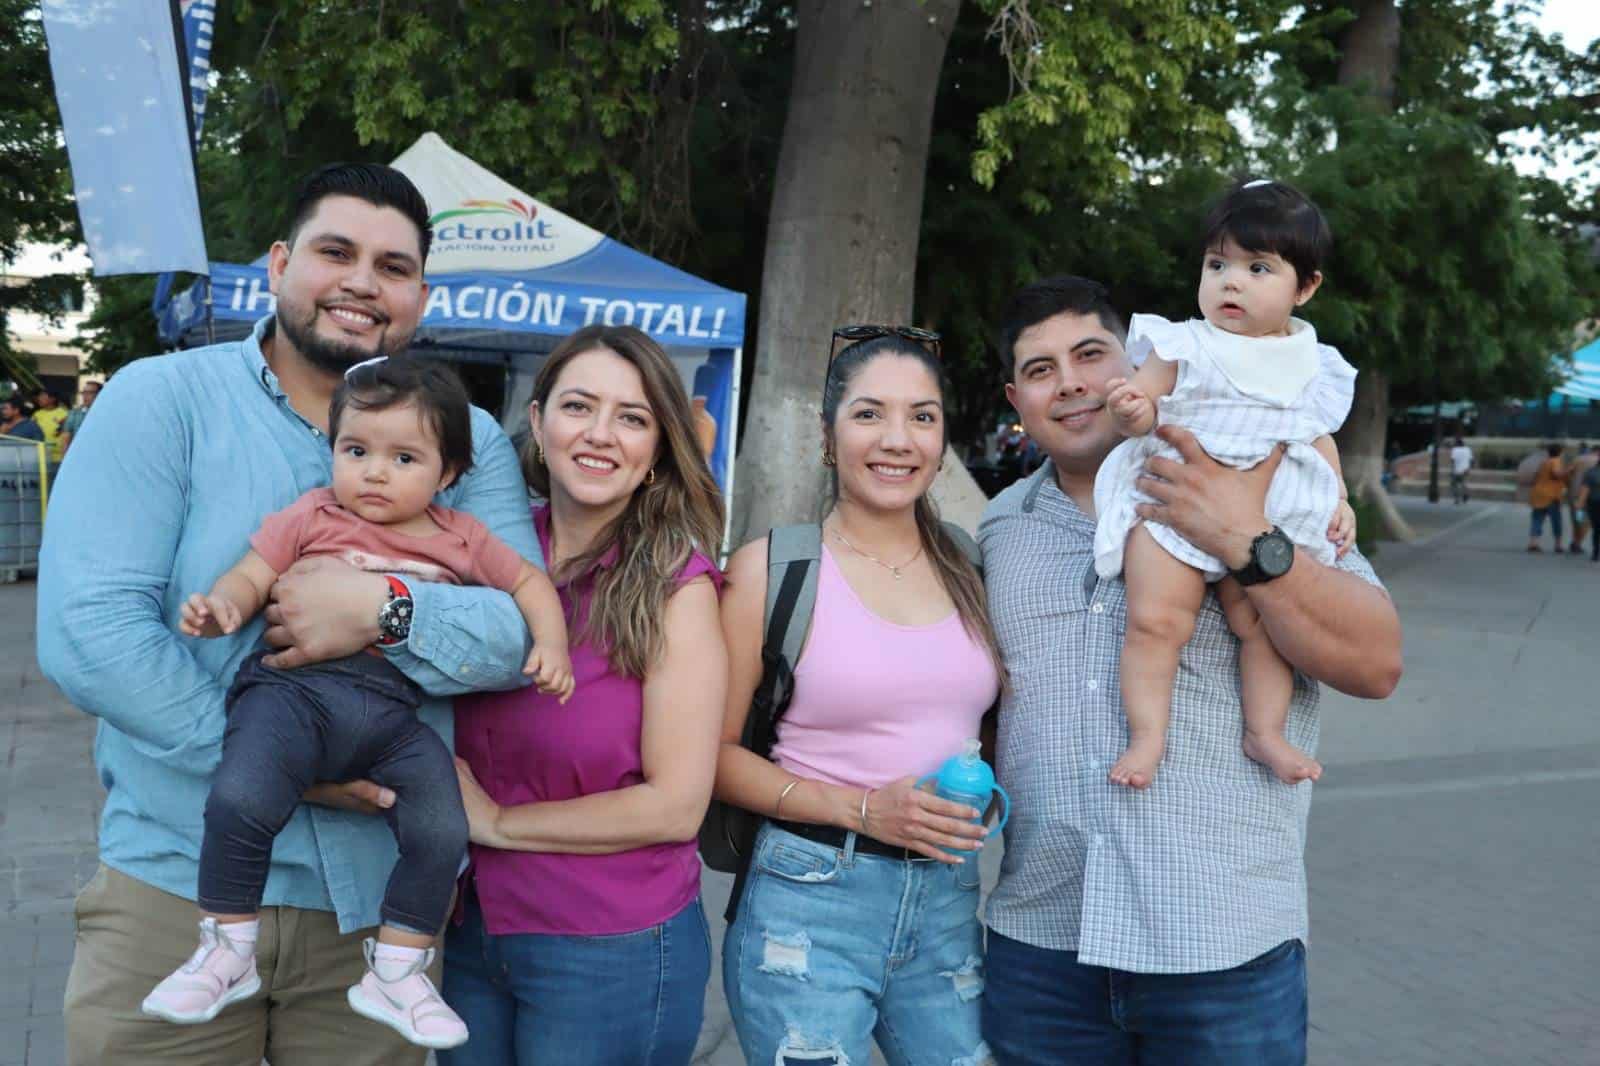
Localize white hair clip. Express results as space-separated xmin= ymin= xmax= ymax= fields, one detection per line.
xmin=344 ymin=355 xmax=389 ymax=379
xmin=1243 ymin=178 xmax=1275 ymax=189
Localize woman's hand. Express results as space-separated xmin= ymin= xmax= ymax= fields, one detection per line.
xmin=454 ymin=757 xmax=509 ymax=849
xmin=863 ymin=776 xmax=988 ymax=864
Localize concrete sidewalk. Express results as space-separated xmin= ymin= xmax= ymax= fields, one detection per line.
xmin=5 ymin=496 xmax=1597 ymax=1064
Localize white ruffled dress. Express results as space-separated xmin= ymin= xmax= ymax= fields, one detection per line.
xmin=1092 ymin=314 xmax=1358 ymax=581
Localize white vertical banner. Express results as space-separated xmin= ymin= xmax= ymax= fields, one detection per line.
xmin=41 ymin=0 xmax=208 ymax=276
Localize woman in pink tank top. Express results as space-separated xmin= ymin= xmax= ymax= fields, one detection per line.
xmin=716 ymin=329 xmax=1005 ymax=1066
xmin=442 ymin=326 xmax=727 ymax=1066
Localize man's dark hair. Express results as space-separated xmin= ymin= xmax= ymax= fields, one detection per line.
xmin=995 ymin=276 xmax=1127 ymax=375
xmin=1546 ymin=442 xmax=1563 ymax=458
xmin=286 ymin=163 xmax=433 ymax=263
xmin=1201 ymin=178 xmax=1331 ymax=289
xmin=329 ymin=357 xmax=474 ymax=486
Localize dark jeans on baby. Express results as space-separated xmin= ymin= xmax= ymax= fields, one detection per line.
xmin=198 ymin=651 xmax=467 ymax=934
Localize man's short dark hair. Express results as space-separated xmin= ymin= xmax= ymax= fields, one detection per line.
xmin=1201 ymin=178 xmax=1330 ymax=289
xmin=995 ymin=276 xmax=1127 ymax=375
xmin=329 ymin=356 xmax=474 ymax=486
xmin=286 ymin=163 xmax=433 ymax=264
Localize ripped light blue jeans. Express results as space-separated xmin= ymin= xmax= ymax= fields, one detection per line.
xmin=723 ymin=822 xmax=994 ymax=1066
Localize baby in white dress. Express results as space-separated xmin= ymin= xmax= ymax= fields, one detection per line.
xmin=1094 ymin=178 xmax=1358 ymax=789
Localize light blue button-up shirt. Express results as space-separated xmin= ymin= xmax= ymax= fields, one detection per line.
xmin=36 ymin=317 xmax=540 ymax=933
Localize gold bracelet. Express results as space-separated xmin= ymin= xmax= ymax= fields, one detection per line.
xmin=859 ymin=788 xmax=875 ymax=834
xmin=774 ymin=779 xmax=801 ymax=818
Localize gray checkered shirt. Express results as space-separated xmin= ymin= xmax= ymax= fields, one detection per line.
xmin=979 ymin=462 xmax=1384 ymax=974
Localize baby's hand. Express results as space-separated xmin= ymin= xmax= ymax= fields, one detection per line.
xmin=1328 ymin=499 xmax=1357 ymax=558
xmin=1105 ymin=378 xmax=1156 ymax=436
xmin=178 ymin=592 xmax=241 ymax=638
xmin=524 ymin=645 xmax=575 ymax=704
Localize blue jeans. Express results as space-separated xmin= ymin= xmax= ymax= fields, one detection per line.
xmin=723 ymin=823 xmax=992 ymax=1066
xmin=199 ymin=652 xmax=465 ymax=932
xmin=1530 ymin=502 xmax=1563 ymax=540
xmin=439 ymin=891 xmax=710 ymax=1066
xmin=981 ymin=931 xmax=1307 ymax=1066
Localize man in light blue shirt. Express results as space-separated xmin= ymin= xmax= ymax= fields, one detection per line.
xmin=37 ymin=163 xmax=538 ymax=1066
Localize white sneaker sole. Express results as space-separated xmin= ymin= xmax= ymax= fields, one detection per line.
xmin=346 ymin=985 xmax=468 ymax=1050
xmin=140 ymin=971 xmax=261 ymax=1025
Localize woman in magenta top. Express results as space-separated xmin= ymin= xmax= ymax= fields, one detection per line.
xmin=715 ymin=329 xmax=1005 ymax=1066
xmin=441 ymin=324 xmax=727 ymax=1066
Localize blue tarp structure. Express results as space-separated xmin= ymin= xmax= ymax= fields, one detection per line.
xmin=156 ymin=133 xmax=747 ymax=514
xmin=1554 ymin=336 xmax=1600 ymax=402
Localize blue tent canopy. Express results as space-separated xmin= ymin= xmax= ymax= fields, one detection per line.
xmin=155 ymin=133 xmax=747 ymax=524
xmin=158 ymin=132 xmax=745 ymax=350
xmin=1555 ymin=336 xmax=1600 ymax=403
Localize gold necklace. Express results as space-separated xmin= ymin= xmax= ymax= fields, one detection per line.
xmin=829 ymin=524 xmax=923 ymax=580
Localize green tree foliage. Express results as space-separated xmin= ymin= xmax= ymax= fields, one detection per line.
xmin=45 ymin=0 xmax=1598 ymax=456
xmin=0 ymin=2 xmax=79 ymax=385
xmin=1251 ymin=0 xmax=1600 ymax=407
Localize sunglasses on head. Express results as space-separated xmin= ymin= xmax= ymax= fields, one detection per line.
xmin=826 ymin=324 xmax=943 ymax=380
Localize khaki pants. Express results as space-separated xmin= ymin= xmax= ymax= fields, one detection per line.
xmin=65 ymin=864 xmax=439 ymax=1066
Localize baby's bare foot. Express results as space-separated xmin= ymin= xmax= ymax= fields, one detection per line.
xmin=1109 ymin=735 xmax=1164 ymax=790
xmin=1243 ymin=730 xmax=1322 ymax=784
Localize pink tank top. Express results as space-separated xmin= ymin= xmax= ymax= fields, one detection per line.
xmin=769 ymin=545 xmax=1000 ymax=789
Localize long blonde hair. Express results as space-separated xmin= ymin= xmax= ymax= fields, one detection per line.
xmin=523 ymin=325 xmax=725 ymax=678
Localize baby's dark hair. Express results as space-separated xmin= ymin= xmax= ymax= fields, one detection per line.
xmin=1201 ymin=178 xmax=1331 ymax=289
xmin=328 ymin=357 xmax=475 ymax=486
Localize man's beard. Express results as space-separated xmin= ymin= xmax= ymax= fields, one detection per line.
xmin=275 ymin=295 xmax=412 ymax=374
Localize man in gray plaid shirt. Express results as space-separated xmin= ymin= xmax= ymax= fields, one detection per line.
xmin=977 ymin=277 xmax=1402 ymax=1065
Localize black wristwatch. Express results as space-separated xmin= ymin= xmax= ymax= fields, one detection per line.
xmin=376 ymin=575 xmax=413 ymax=645
xmin=1230 ymin=527 xmax=1294 ymax=586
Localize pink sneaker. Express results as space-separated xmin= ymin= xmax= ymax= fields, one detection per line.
xmin=345 ymin=938 xmax=468 ymax=1050
xmin=140 ymin=917 xmax=260 ymax=1024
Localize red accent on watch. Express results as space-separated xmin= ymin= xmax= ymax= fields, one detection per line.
xmin=375 ymin=575 xmax=412 ymax=646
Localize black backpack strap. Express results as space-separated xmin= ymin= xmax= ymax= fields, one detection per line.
xmin=725 ymin=525 xmax=823 ymax=922
xmin=764 ymin=524 xmax=823 ymax=664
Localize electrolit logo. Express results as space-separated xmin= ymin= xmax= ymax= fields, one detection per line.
xmin=429 ymin=198 xmax=556 ymax=249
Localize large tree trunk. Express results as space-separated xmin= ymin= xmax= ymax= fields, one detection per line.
xmin=1335 ymin=367 xmax=1414 ymax=539
xmin=731 ymin=0 xmax=980 ymax=545
xmin=1335 ymin=0 xmax=1413 ymax=541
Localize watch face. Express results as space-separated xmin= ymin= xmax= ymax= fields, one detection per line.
xmin=380 ymin=597 xmax=413 ymax=640
xmin=1258 ymin=533 xmax=1295 ymax=577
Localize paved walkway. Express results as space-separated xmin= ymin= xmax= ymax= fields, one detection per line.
xmin=5 ymin=496 xmax=1597 ymax=1064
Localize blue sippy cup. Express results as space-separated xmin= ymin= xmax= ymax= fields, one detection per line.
xmin=916 ymin=739 xmax=1010 ymax=863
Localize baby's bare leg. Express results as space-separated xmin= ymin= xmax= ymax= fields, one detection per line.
xmin=1216 ymin=577 xmax=1322 ymax=784
xmin=1114 ymin=525 xmax=1207 ymax=789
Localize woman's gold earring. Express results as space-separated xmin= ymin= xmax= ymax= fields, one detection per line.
xmin=646 ymin=467 xmax=656 ymax=486
xmin=822 ymin=451 xmax=836 ymax=467
xmin=536 ymin=444 xmax=545 ymax=465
